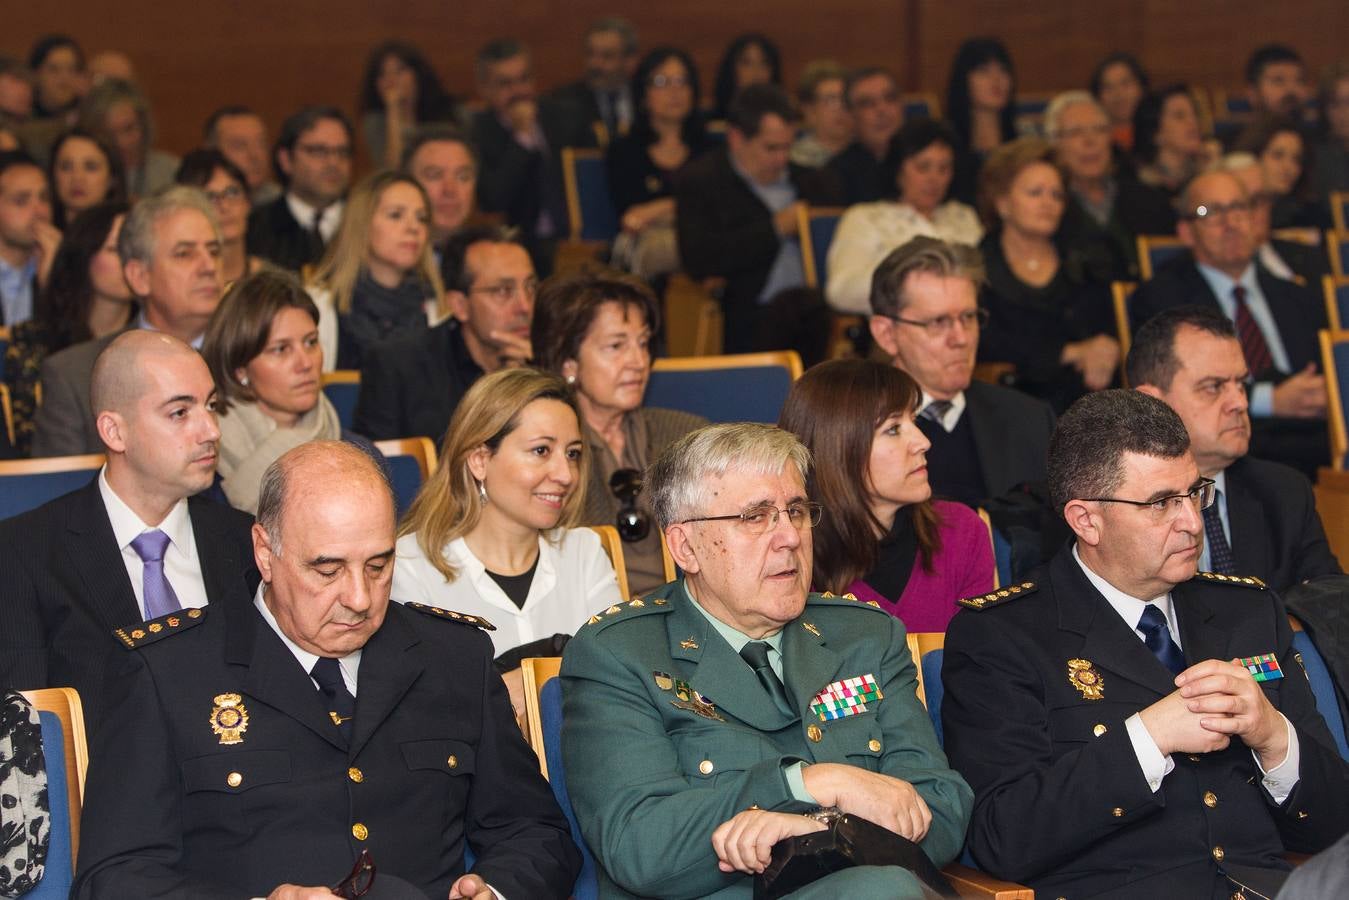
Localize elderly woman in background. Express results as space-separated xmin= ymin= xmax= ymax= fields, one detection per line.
xmin=4 ymin=202 xmax=132 ymax=456
xmin=531 ymin=272 xmax=705 ymax=595
xmin=778 ymin=358 xmax=993 ymax=632
xmin=393 ymin=366 xmax=622 ymax=718
xmin=306 ymin=169 xmax=443 ymax=371
xmin=47 ymin=128 xmax=124 ymax=229
xmin=977 ymin=137 xmax=1119 ymax=413
xmin=201 ymin=269 xmax=382 ymax=512
xmin=175 ymin=148 xmax=263 ymax=285
xmin=827 ymin=118 xmax=983 ymax=314
xmin=77 ymin=78 xmax=179 ymax=198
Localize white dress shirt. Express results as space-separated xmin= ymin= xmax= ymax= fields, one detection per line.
xmin=391 ymin=528 xmax=623 ymax=657
xmin=1072 ymin=545 xmax=1300 ymax=801
xmin=285 ymin=193 xmax=345 ymax=244
xmin=98 ymin=467 xmax=209 ymax=620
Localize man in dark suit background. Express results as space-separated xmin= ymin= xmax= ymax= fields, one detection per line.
xmin=1130 ymin=169 xmax=1329 ymax=476
xmin=0 ymin=331 xmax=254 ymax=728
xmin=868 ymin=236 xmax=1056 ymax=509
xmin=1129 ymin=305 xmax=1340 ymax=592
xmin=676 ymin=84 xmax=841 ymax=365
xmin=245 ymin=105 xmax=353 ymax=272
xmin=825 ymin=67 xmax=902 ymax=205
xmin=1222 ymin=153 xmax=1329 ymax=285
xmin=471 ymin=39 xmax=591 ymax=276
xmin=943 ymin=389 xmax=1349 ymax=899
xmin=352 ymin=225 xmax=534 ymax=442
xmin=548 ymin=17 xmax=638 ymax=144
xmin=74 ymin=440 xmax=580 ymax=899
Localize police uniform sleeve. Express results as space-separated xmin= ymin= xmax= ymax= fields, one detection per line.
xmin=72 ymin=649 xmax=242 ymax=899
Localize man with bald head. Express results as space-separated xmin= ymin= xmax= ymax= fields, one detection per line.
xmin=75 ymin=441 xmax=580 ymax=899
xmin=1129 ymin=168 xmax=1329 ymax=476
xmin=32 ymin=184 xmax=225 ymax=457
xmin=0 ymin=331 xmax=254 ymax=728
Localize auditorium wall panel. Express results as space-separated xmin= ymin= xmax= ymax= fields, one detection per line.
xmin=5 ymin=1 xmax=1342 ymax=159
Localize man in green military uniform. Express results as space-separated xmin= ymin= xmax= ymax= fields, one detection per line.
xmin=561 ymin=422 xmax=972 ymax=898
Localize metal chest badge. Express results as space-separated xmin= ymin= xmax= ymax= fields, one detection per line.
xmin=1067 ymin=659 xmax=1104 ymax=701
xmin=210 ymin=693 xmax=249 ymax=744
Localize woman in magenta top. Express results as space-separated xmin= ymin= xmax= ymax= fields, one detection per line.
xmin=779 ymin=358 xmax=995 ymax=632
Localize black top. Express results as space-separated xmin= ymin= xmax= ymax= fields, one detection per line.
xmin=825 ymin=141 xmax=894 ymax=205
xmin=352 ymin=318 xmax=485 ymax=442
xmin=605 ymin=131 xmax=709 ymax=216
xmin=860 ymin=506 xmax=919 ymax=600
xmin=978 ymin=233 xmax=1117 ymax=414
xmin=1055 ymin=173 xmax=1177 ymax=283
xmin=486 ymin=557 xmax=539 ymax=611
xmin=917 ymin=411 xmax=988 ymax=508
xmin=337 ymin=271 xmax=431 ymax=370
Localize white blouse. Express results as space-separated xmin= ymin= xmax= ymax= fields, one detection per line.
xmin=391 ymin=528 xmax=622 ymax=657
xmin=825 ymin=200 xmax=984 ymax=315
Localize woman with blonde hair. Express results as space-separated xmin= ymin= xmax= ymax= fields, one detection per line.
xmin=306 ymin=169 xmax=444 ymax=370
xmin=393 ymin=367 xmax=622 ymax=716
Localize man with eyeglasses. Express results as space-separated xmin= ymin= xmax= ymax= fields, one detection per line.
xmin=826 ymin=66 xmax=902 ymax=204
xmin=942 ymin=389 xmax=1349 ymax=900
xmin=868 ymin=236 xmax=1055 ymax=510
xmin=1130 ymin=169 xmax=1329 ymax=477
xmin=548 ymin=17 xmax=639 ymax=143
xmin=246 ymin=105 xmax=353 ymax=272
xmin=1130 ymin=305 xmax=1339 ymax=593
xmin=353 ymin=225 xmax=534 ymax=442
xmin=562 ymin=422 xmax=973 ymax=898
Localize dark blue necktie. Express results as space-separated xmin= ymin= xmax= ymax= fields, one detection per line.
xmin=1138 ymin=605 xmax=1186 ymax=676
xmin=311 ymin=657 xmax=355 ymax=741
xmin=1202 ymin=490 xmax=1236 ymax=575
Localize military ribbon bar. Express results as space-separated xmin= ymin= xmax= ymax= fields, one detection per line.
xmin=1239 ymin=653 xmax=1283 ymax=682
xmin=809 ymin=674 xmax=883 ymax=722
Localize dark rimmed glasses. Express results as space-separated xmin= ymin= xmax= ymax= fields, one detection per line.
xmin=1080 ymin=477 xmax=1216 ymax=521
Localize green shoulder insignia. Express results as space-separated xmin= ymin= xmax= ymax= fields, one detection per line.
xmin=958 ymin=581 xmax=1038 ymax=611
xmin=114 ymin=607 xmax=207 ymax=649
xmin=580 ymin=597 xmax=674 ymax=632
xmin=404 ymin=602 xmax=496 ymax=631
xmin=1195 ymin=571 xmax=1266 ymax=590
xmin=807 ymin=590 xmax=886 ymax=613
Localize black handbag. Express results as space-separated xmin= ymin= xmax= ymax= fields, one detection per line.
xmin=753 ymin=812 xmax=958 ymax=900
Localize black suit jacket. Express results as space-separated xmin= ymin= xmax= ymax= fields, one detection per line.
xmin=0 ymin=478 xmax=255 ymax=729
xmin=548 ymin=80 xmax=609 ymax=140
xmin=1224 ymin=455 xmax=1342 ymax=593
xmin=676 ymin=148 xmax=840 ymax=325
xmin=1269 ymin=237 xmax=1331 ymax=286
xmin=943 ymin=547 xmax=1349 ymax=899
xmin=962 ymin=380 xmax=1056 ymax=499
xmin=351 ymin=318 xmax=484 ymax=442
xmin=246 ymin=195 xmax=326 ymax=272
xmin=825 ymin=141 xmax=892 ymax=205
xmin=73 ymin=598 xmax=580 ymax=899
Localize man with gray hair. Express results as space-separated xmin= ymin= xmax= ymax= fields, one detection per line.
xmin=32 ymin=184 xmax=224 ymax=455
xmin=942 ymin=389 xmax=1349 ymax=899
xmin=0 ymin=330 xmax=253 ymax=729
xmin=562 ymin=422 xmax=972 ymax=898
xmin=75 ymin=439 xmax=581 ymax=899
xmin=868 ymin=236 xmax=1054 ymax=509
xmin=549 ymin=17 xmax=639 ymax=141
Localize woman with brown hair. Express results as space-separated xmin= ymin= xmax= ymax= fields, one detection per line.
xmin=778 ymin=358 xmax=993 ymax=631
xmin=531 ymin=272 xmax=705 ymax=594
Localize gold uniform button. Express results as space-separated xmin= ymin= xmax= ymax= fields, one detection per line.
xmin=1203 ymin=791 xmax=1217 ymax=808
xmin=447 ymin=755 xmax=458 ymax=769
xmin=1212 ymin=845 xmax=1224 ymax=862
xmin=348 ymin=767 xmax=363 ymax=783
xmin=807 ymin=725 xmax=823 ymax=743
xmin=1093 ymin=724 xmax=1108 ymax=737
xmin=699 ymin=759 xmax=714 ymax=775
xmin=1111 ymin=807 xmax=1124 ymax=817
xmin=867 ymin=739 xmax=882 ymax=752
xmin=226 ymin=771 xmax=242 ymax=788
xmin=352 ymin=823 xmax=369 ymax=841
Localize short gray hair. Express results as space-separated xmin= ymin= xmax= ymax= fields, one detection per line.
xmin=256 ymin=441 xmax=394 ymax=558
xmin=869 ymin=236 xmax=985 ymax=318
xmin=117 ymin=185 xmax=220 ymax=268
xmin=648 ymin=423 xmax=812 ymax=529
xmin=1044 ymin=90 xmax=1106 ymax=139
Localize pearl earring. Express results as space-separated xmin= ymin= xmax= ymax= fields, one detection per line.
xmin=565 ymin=374 xmax=576 ymax=385
xmin=240 ymin=375 xmax=249 ymax=386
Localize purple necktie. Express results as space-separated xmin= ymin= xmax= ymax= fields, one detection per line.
xmin=130 ymin=529 xmax=182 ymax=619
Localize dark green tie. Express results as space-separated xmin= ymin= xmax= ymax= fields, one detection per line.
xmin=740 ymin=641 xmax=794 ymax=717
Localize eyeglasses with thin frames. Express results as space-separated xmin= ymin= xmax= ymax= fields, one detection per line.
xmin=1080 ymin=477 xmax=1216 ymax=521
xmin=681 ymin=501 xmax=824 ymax=536
xmin=881 ymin=307 xmax=988 ymax=338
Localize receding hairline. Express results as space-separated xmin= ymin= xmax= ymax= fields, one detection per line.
xmin=90 ymin=331 xmax=204 ymax=417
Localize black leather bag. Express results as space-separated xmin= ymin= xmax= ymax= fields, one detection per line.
xmin=753 ymin=813 xmax=958 ymax=899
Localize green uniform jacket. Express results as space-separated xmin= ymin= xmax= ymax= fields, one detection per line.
xmin=561 ymin=579 xmax=973 ymax=899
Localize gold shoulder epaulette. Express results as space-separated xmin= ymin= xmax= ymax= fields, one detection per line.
xmin=113 ymin=607 xmax=207 ymax=649
xmin=404 ymin=602 xmax=496 ymax=630
xmin=1195 ymin=571 xmax=1267 ymax=590
xmin=958 ymin=581 xmax=1037 ymax=611
xmin=811 ymin=591 xmax=883 ymax=610
xmin=583 ymin=595 xmax=672 ymax=627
